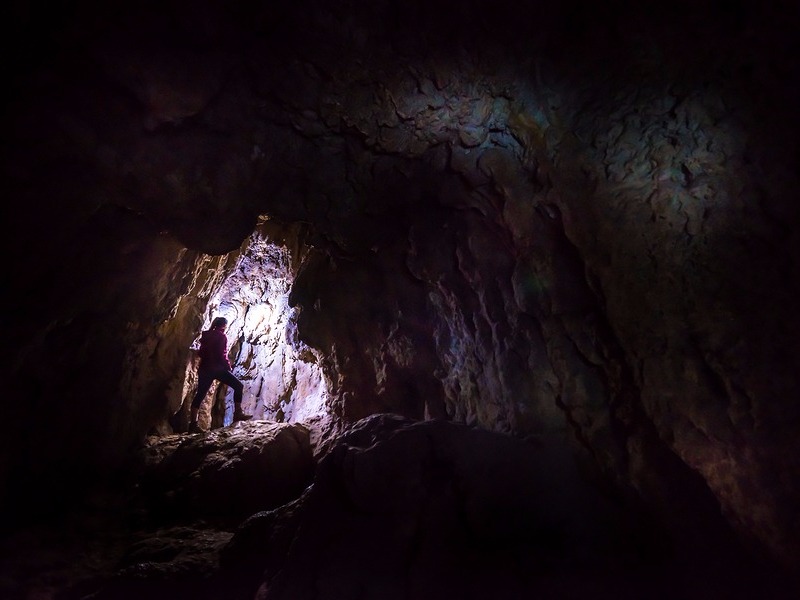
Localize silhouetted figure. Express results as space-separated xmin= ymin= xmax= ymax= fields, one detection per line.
xmin=189 ymin=316 xmax=252 ymax=432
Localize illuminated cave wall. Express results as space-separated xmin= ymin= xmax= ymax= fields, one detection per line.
xmin=176 ymin=226 xmax=328 ymax=429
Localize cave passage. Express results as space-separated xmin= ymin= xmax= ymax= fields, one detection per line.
xmin=178 ymin=225 xmax=329 ymax=430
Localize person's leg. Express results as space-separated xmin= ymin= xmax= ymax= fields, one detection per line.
xmin=217 ymin=370 xmax=251 ymax=421
xmin=190 ymin=371 xmax=215 ymax=431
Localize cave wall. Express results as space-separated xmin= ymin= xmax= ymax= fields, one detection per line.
xmin=171 ymin=221 xmax=329 ymax=432
xmin=4 ymin=0 xmax=799 ymax=570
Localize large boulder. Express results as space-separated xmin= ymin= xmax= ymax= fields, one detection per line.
xmin=224 ymin=415 xmax=792 ymax=600
xmin=135 ymin=421 xmax=315 ymax=525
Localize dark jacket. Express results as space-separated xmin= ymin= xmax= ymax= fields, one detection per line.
xmin=197 ymin=329 xmax=232 ymax=372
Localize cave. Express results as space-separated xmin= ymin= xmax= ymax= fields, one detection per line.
xmin=2 ymin=0 xmax=799 ymax=598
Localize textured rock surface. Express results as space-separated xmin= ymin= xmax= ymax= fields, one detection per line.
xmin=3 ymin=0 xmax=799 ymax=592
xmin=224 ymin=416 xmax=788 ymax=599
xmin=171 ymin=222 xmax=329 ymax=432
xmin=4 ymin=415 xmax=788 ymax=599
xmin=0 ymin=422 xmax=314 ymax=599
xmin=135 ymin=421 xmax=315 ymax=524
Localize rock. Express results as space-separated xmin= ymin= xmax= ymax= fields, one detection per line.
xmin=136 ymin=421 xmax=315 ymax=525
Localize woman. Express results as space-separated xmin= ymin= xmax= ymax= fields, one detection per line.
xmin=189 ymin=316 xmax=252 ymax=433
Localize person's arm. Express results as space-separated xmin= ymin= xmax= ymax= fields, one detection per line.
xmin=220 ymin=334 xmax=233 ymax=370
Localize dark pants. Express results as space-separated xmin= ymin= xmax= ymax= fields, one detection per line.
xmin=192 ymin=368 xmax=244 ymax=409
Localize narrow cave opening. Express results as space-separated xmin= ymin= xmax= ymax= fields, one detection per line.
xmin=177 ymin=223 xmax=329 ymax=431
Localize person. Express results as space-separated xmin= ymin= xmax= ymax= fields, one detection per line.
xmin=189 ymin=316 xmax=252 ymax=433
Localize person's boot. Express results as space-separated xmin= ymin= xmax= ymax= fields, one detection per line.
xmin=233 ymin=405 xmax=253 ymax=422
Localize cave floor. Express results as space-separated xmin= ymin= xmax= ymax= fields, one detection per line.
xmin=1 ymin=421 xmax=798 ymax=600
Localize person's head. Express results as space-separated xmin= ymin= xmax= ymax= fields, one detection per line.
xmin=210 ymin=316 xmax=228 ymax=331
